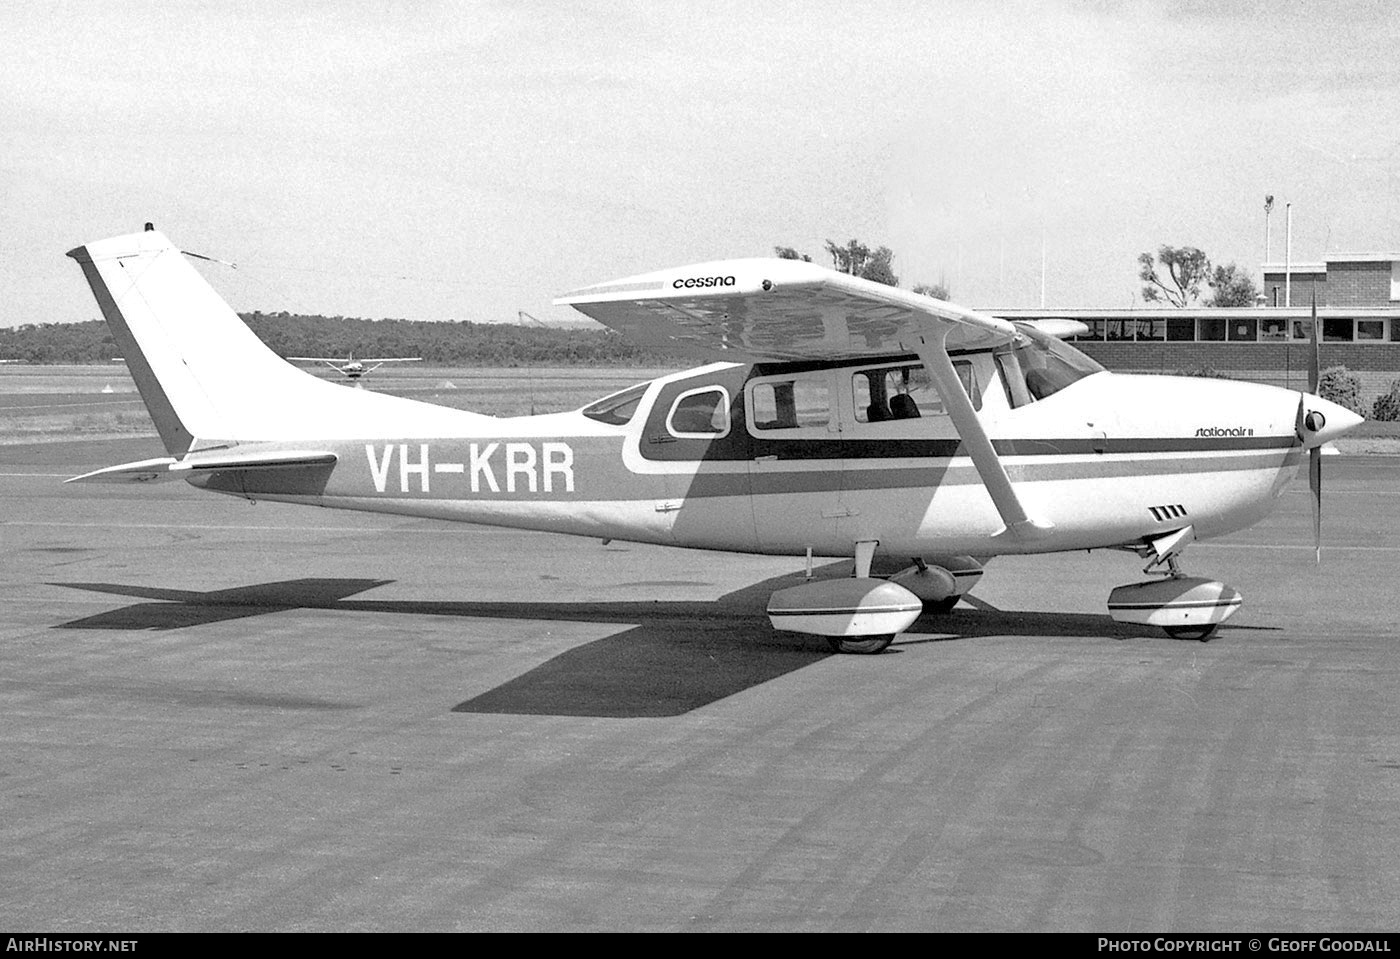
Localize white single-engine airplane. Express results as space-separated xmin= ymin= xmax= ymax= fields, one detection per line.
xmin=288 ymin=353 xmax=421 ymax=381
xmin=66 ymin=227 xmax=1362 ymax=652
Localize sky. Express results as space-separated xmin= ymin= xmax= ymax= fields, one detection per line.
xmin=3 ymin=0 xmax=1399 ymax=330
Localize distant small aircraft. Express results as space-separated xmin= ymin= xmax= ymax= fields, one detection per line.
xmin=287 ymin=354 xmax=421 ymax=381
xmin=64 ymin=228 xmax=1362 ymax=652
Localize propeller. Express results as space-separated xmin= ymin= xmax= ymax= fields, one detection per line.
xmin=1307 ymin=294 xmax=1322 ymax=564
xmin=1294 ymin=297 xmax=1365 ymax=561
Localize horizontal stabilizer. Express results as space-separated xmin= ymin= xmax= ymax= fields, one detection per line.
xmin=67 ymin=449 xmax=338 ymax=484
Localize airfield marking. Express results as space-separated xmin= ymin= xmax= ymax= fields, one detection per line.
xmin=0 ymin=400 xmax=143 ymax=410
xmin=1194 ymin=543 xmax=1400 ymax=552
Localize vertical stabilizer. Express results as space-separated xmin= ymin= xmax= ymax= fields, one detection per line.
xmin=67 ymin=228 xmax=489 ymax=452
xmin=68 ymin=230 xmax=234 ymax=453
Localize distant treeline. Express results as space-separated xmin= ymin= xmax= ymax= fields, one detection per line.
xmin=0 ymin=312 xmax=678 ymax=367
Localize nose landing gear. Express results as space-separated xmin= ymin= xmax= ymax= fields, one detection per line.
xmin=1108 ymin=527 xmax=1242 ymax=641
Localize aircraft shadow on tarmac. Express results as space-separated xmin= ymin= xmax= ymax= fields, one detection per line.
xmin=51 ymin=574 xmax=1157 ymax=718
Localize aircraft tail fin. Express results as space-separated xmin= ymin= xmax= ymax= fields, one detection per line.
xmin=68 ymin=228 xmax=257 ymax=453
xmin=67 ymin=228 xmax=486 ymax=454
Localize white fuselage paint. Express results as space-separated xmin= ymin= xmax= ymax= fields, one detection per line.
xmin=204 ymin=366 xmax=1329 ymax=563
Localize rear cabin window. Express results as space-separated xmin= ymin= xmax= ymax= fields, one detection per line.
xmin=749 ymin=378 xmax=830 ymax=430
xmin=852 ymin=361 xmax=980 ymax=423
xmin=667 ymin=387 xmax=729 ymax=437
xmin=581 ymin=382 xmax=650 ymax=425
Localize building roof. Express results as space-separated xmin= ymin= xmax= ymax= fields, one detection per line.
xmin=1261 ymin=263 xmax=1326 ymax=273
xmin=1262 ymin=252 xmax=1400 ymax=272
xmin=1317 ymin=252 xmax=1400 ymax=263
xmin=987 ymin=307 xmax=1400 ymax=319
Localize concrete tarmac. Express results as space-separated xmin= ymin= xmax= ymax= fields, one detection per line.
xmin=2 ymin=438 xmax=1398 ymax=931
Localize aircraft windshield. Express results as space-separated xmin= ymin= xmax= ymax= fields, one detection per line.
xmin=998 ymin=323 xmax=1104 ymax=405
xmin=581 ymin=382 xmax=650 ymax=425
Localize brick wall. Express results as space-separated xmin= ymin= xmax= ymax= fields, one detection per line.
xmin=1326 ymin=261 xmax=1395 ymax=308
xmin=1263 ymin=272 xmax=1324 ymax=307
xmin=1263 ymin=261 xmax=1399 ymax=309
xmin=1076 ymin=341 xmax=1400 ymax=404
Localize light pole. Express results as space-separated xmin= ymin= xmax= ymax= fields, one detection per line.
xmin=1285 ymin=202 xmax=1293 ymax=309
xmin=1264 ymin=194 xmax=1274 ymax=264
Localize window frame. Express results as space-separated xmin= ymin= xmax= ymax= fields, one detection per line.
xmin=665 ymin=385 xmax=732 ymax=439
xmin=849 ymin=360 xmax=981 ymax=425
xmin=746 ymin=373 xmax=834 ymax=434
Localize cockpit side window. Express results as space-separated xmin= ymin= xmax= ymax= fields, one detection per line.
xmin=997 ymin=325 xmax=1104 ymax=408
xmin=667 ymin=387 xmax=730 ymax=437
xmin=852 ymin=361 xmax=980 ymax=423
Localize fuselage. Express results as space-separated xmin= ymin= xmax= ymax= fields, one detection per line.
xmin=187 ymin=346 xmax=1334 ymax=563
xmin=66 ymin=228 xmax=1369 ymax=648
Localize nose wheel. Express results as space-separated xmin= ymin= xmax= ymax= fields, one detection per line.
xmin=1109 ymin=531 xmax=1241 ymax=640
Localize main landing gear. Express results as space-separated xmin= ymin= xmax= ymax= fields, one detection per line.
xmin=825 ymin=635 xmax=895 ymax=655
xmin=1107 ymin=527 xmax=1242 ymax=642
xmin=921 ymin=594 xmax=961 ymax=615
xmin=821 ymin=587 xmax=963 ymax=653
xmin=765 ymin=546 xmax=983 ymax=654
xmin=1162 ymin=623 xmax=1219 ymax=642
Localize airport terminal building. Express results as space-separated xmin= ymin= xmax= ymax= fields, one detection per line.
xmin=994 ymin=252 xmax=1400 ymax=403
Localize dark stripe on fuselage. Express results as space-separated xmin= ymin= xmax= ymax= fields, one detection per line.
xmin=716 ymin=447 xmax=1299 ymax=499
xmin=749 ymin=435 xmax=1298 ymax=460
xmin=648 ymin=432 xmax=1298 ymax=465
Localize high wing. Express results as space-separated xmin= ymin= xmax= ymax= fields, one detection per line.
xmin=555 ymin=257 xmax=1015 ymax=361
xmin=557 ymin=257 xmax=1051 ymax=539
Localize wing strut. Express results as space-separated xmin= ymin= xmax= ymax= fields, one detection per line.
xmin=910 ymin=329 xmax=1053 ymax=541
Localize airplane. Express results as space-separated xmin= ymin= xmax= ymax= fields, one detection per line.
xmin=63 ymin=226 xmax=1363 ymax=653
xmin=287 ymin=353 xmax=421 ymax=382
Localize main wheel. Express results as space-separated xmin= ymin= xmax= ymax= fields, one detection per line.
xmin=924 ymin=595 xmax=960 ymax=614
xmin=825 ymin=634 xmax=895 ymax=655
xmin=1163 ymin=624 xmax=1218 ymax=642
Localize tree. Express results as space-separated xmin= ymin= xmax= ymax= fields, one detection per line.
xmin=824 ymin=238 xmax=898 ymax=286
xmin=1318 ymin=366 xmax=1366 ymax=416
xmin=1372 ymin=379 xmax=1400 ymax=422
xmin=773 ymin=246 xmax=811 ymax=262
xmin=1206 ymin=263 xmax=1260 ymax=307
xmin=1138 ymin=246 xmax=1210 ymax=307
xmin=912 ymin=282 xmax=951 ymax=300
xmin=773 ymin=238 xmax=912 ymax=288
